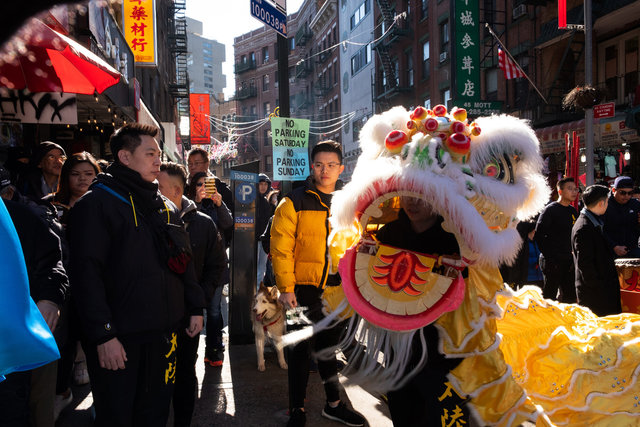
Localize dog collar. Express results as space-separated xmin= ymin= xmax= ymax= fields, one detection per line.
xmin=263 ymin=314 xmax=282 ymax=331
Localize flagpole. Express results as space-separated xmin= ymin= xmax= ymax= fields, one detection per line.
xmin=485 ymin=23 xmax=548 ymax=104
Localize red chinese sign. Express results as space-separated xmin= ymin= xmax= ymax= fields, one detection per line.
xmin=124 ymin=0 xmax=156 ymax=66
xmin=190 ymin=94 xmax=210 ymax=145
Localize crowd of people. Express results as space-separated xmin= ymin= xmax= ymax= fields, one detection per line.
xmin=2 ymin=121 xmax=639 ymax=427
xmin=502 ymin=175 xmax=640 ymax=317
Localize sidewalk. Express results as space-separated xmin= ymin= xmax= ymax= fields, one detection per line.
xmin=56 ymin=335 xmax=392 ymax=427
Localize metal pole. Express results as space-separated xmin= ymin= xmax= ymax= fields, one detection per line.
xmin=277 ymin=34 xmax=290 ymax=118
xmin=584 ymin=0 xmax=594 ymax=185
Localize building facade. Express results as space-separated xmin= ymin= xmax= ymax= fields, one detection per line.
xmin=339 ymin=0 xmax=375 ymax=178
xmin=186 ymin=17 xmax=226 ymax=95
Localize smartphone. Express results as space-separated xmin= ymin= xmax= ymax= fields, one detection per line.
xmin=204 ymin=176 xmax=217 ymax=198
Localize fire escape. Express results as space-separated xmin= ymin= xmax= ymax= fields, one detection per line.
xmin=168 ymin=0 xmax=189 ymax=147
xmin=372 ymin=0 xmax=410 ymax=112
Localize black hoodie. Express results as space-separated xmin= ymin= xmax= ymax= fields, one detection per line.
xmin=67 ymin=163 xmax=205 ymax=344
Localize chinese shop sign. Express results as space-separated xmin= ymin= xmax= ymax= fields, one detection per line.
xmin=454 ymin=0 xmax=480 ymax=101
xmin=190 ymin=93 xmax=210 ymax=144
xmin=124 ymin=0 xmax=157 ymax=66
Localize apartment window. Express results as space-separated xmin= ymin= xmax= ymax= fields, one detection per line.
xmin=440 ymin=20 xmax=449 ymax=53
xmin=393 ymin=58 xmax=400 ymax=86
xmin=599 ymin=34 xmax=640 ymax=104
xmin=350 ymin=0 xmax=370 ymax=30
xmin=334 ymin=63 xmax=338 ymax=86
xmin=406 ymin=51 xmax=414 ymax=86
xmin=266 ymin=155 xmax=272 ymax=167
xmin=241 ymin=54 xmax=247 ymax=63
xmin=351 ymin=43 xmax=372 ymax=75
xmin=421 ymin=0 xmax=428 ymax=19
xmin=424 ymin=98 xmax=431 ymax=109
xmin=486 ymin=68 xmax=498 ymax=100
xmin=289 ymin=37 xmax=295 ymax=51
xmin=262 ymin=46 xmax=269 ymax=63
xmin=250 ymin=52 xmax=255 ymax=63
xmin=274 ymin=72 xmax=279 ymax=88
xmin=422 ymin=41 xmax=430 ymax=79
xmin=263 ymin=74 xmax=270 ymax=91
xmin=264 ymin=101 xmax=271 ymax=116
xmin=250 ymin=105 xmax=257 ymax=116
xmin=205 ymin=76 xmax=213 ymax=83
xmin=264 ymin=129 xmax=270 ymax=146
xmin=204 ymin=69 xmax=213 ymax=75
xmin=441 ymin=89 xmax=451 ymax=108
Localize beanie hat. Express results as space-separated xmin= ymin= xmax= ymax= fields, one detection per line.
xmin=33 ymin=141 xmax=66 ymax=166
xmin=258 ymin=173 xmax=271 ymax=184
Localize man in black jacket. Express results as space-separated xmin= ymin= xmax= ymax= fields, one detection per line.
xmin=67 ymin=124 xmax=205 ymax=427
xmin=535 ymin=177 xmax=579 ymax=302
xmin=158 ymin=162 xmax=227 ymax=427
xmin=572 ymin=185 xmax=622 ymax=316
xmin=603 ymin=176 xmax=640 ymax=258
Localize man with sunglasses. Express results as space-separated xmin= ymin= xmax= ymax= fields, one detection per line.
xmin=603 ymin=176 xmax=640 ymax=258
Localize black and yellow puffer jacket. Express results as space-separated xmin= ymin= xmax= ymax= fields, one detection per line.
xmin=270 ymin=176 xmax=342 ymax=294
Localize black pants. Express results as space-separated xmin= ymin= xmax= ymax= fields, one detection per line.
xmin=172 ymin=327 xmax=200 ymax=427
xmin=83 ymin=332 xmax=177 ymax=427
xmin=287 ymin=285 xmax=342 ymax=410
xmin=0 ymin=370 xmax=30 ymax=427
xmin=387 ymin=326 xmax=468 ymax=426
xmin=539 ymin=255 xmax=576 ymax=303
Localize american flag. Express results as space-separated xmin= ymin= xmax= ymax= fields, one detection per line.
xmin=498 ymin=47 xmax=525 ymax=80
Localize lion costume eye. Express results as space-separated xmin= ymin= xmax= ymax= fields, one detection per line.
xmin=482 ymin=155 xmax=514 ymax=184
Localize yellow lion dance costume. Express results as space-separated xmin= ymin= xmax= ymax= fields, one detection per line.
xmin=296 ymin=105 xmax=640 ymax=426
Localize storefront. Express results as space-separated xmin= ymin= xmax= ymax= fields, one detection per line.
xmin=536 ymin=114 xmax=640 ymax=187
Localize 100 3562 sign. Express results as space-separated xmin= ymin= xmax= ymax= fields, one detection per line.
xmin=250 ymin=0 xmax=286 ymax=36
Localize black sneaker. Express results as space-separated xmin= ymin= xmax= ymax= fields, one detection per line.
xmin=287 ymin=408 xmax=306 ymax=427
xmin=321 ymin=402 xmax=365 ymax=426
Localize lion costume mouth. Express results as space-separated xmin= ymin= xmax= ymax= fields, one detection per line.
xmin=338 ymin=182 xmax=467 ymax=331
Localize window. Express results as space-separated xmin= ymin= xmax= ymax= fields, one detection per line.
xmin=289 ymin=37 xmax=295 ymax=51
xmin=205 ymin=76 xmax=213 ymax=82
xmin=393 ymin=58 xmax=400 ymax=86
xmin=440 ymin=20 xmax=449 ymax=52
xmin=266 ymin=155 xmax=272 ymax=167
xmin=263 ymin=74 xmax=270 ymax=91
xmin=422 ymin=41 xmax=430 ymax=79
xmin=441 ymin=89 xmax=451 ymax=108
xmin=424 ymin=98 xmax=431 ymax=109
xmin=250 ymin=105 xmax=257 ymax=116
xmin=274 ymin=72 xmax=279 ymax=88
xmin=264 ymin=101 xmax=271 ymax=116
xmin=599 ymin=33 xmax=640 ymax=104
xmin=350 ymin=0 xmax=370 ymax=30
xmin=250 ymin=52 xmax=255 ymax=63
xmin=486 ymin=68 xmax=498 ymax=100
xmin=421 ymin=0 xmax=428 ymax=19
xmin=351 ymin=43 xmax=372 ymax=75
xmin=241 ymin=54 xmax=247 ymax=63
xmin=406 ymin=51 xmax=414 ymax=86
xmin=264 ymin=129 xmax=270 ymax=146
xmin=262 ymin=46 xmax=269 ymax=63
xmin=334 ymin=63 xmax=338 ymax=86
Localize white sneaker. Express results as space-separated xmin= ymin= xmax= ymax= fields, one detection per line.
xmin=54 ymin=390 xmax=73 ymax=420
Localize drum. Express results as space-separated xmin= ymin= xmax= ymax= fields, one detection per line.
xmin=614 ymin=258 xmax=640 ymax=314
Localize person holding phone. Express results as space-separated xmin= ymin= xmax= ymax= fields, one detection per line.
xmin=603 ymin=176 xmax=640 ymax=258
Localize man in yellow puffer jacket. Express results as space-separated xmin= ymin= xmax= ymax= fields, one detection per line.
xmin=271 ymin=141 xmax=365 ymax=427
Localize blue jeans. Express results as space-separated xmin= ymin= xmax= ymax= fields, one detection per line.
xmin=205 ymin=285 xmax=224 ymax=352
xmin=257 ymin=246 xmax=267 ymax=290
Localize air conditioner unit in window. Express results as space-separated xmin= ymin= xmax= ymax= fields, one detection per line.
xmin=512 ymin=4 xmax=526 ymax=20
xmin=439 ymin=51 xmax=447 ymax=63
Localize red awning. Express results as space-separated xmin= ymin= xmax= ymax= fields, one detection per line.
xmin=0 ymin=19 xmax=121 ymax=94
